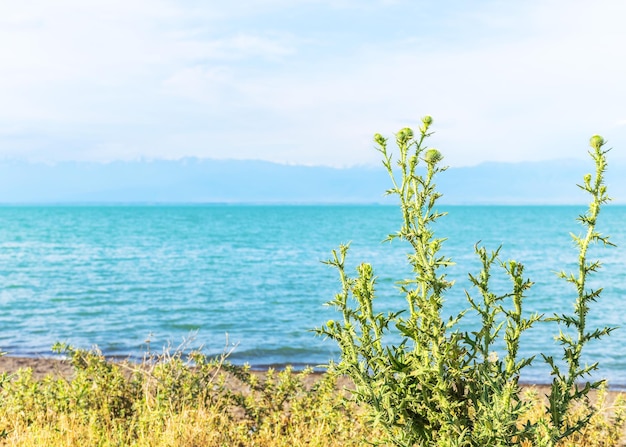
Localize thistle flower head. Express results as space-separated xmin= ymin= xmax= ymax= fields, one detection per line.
xmin=374 ymin=133 xmax=386 ymax=146
xmin=424 ymin=148 xmax=443 ymax=165
xmin=420 ymin=115 xmax=433 ymax=133
xmin=397 ymin=127 xmax=414 ymax=144
xmin=590 ymin=135 xmax=605 ymax=150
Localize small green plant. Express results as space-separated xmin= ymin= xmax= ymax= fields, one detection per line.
xmin=318 ymin=118 xmax=618 ymax=446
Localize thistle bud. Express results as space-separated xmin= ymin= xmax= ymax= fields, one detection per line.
xmin=420 ymin=116 xmax=433 ymax=133
xmin=424 ymin=149 xmax=443 ymax=165
xmin=357 ymin=263 xmax=373 ymax=277
xmin=396 ymin=127 xmax=414 ymax=144
xmin=584 ymin=173 xmax=592 ymax=187
xmin=374 ymin=133 xmax=386 ymax=146
xmin=590 ymin=135 xmax=605 ymax=150
xmin=326 ymin=320 xmax=335 ymax=329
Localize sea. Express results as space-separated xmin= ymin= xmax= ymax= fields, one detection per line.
xmin=0 ymin=205 xmax=625 ymax=387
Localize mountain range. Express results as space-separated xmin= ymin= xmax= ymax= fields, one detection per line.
xmin=0 ymin=158 xmax=623 ymax=205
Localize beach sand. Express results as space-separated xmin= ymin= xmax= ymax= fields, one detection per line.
xmin=0 ymin=355 xmax=74 ymax=380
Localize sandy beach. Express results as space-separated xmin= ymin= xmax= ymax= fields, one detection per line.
xmin=0 ymin=355 xmax=74 ymax=380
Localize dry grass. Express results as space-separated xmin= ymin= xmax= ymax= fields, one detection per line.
xmin=0 ymin=347 xmax=623 ymax=446
xmin=0 ymin=347 xmax=378 ymax=447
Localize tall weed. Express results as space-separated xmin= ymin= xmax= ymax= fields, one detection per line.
xmin=318 ymin=118 xmax=619 ymax=446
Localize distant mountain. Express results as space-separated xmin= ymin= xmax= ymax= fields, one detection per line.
xmin=0 ymin=158 xmax=623 ymax=204
xmin=437 ymin=159 xmax=626 ymax=205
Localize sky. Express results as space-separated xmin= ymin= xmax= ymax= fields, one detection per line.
xmin=1 ymin=0 xmax=625 ymax=168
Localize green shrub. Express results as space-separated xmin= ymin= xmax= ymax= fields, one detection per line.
xmin=318 ymin=117 xmax=618 ymax=446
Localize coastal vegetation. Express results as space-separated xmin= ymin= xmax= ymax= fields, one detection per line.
xmin=318 ymin=118 xmax=623 ymax=446
xmin=0 ymin=345 xmax=623 ymax=446
xmin=0 ymin=345 xmax=374 ymax=446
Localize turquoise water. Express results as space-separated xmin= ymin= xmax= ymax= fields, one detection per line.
xmin=0 ymin=205 xmax=625 ymax=386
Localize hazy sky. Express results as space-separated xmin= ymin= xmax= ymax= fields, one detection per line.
xmin=1 ymin=0 xmax=625 ymax=167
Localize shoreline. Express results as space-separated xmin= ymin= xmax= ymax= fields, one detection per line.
xmin=0 ymin=354 xmax=75 ymax=380
xmin=1 ymin=354 xmax=625 ymax=394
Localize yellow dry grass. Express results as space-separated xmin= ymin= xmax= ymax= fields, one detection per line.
xmin=0 ymin=349 xmax=623 ymax=446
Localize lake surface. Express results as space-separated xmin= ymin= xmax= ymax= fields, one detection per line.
xmin=0 ymin=205 xmax=625 ymax=386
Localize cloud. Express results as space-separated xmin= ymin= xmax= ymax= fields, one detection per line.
xmin=226 ymin=0 xmax=626 ymax=166
xmin=0 ymin=0 xmax=624 ymax=166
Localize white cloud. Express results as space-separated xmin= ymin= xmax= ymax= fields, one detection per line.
xmin=0 ymin=0 xmax=624 ymax=166
xmin=226 ymin=0 xmax=626 ymax=166
xmin=162 ymin=66 xmax=233 ymax=103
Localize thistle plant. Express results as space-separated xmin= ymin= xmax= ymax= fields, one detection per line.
xmin=540 ymin=134 xmax=616 ymax=445
xmin=317 ymin=119 xmax=616 ymax=447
